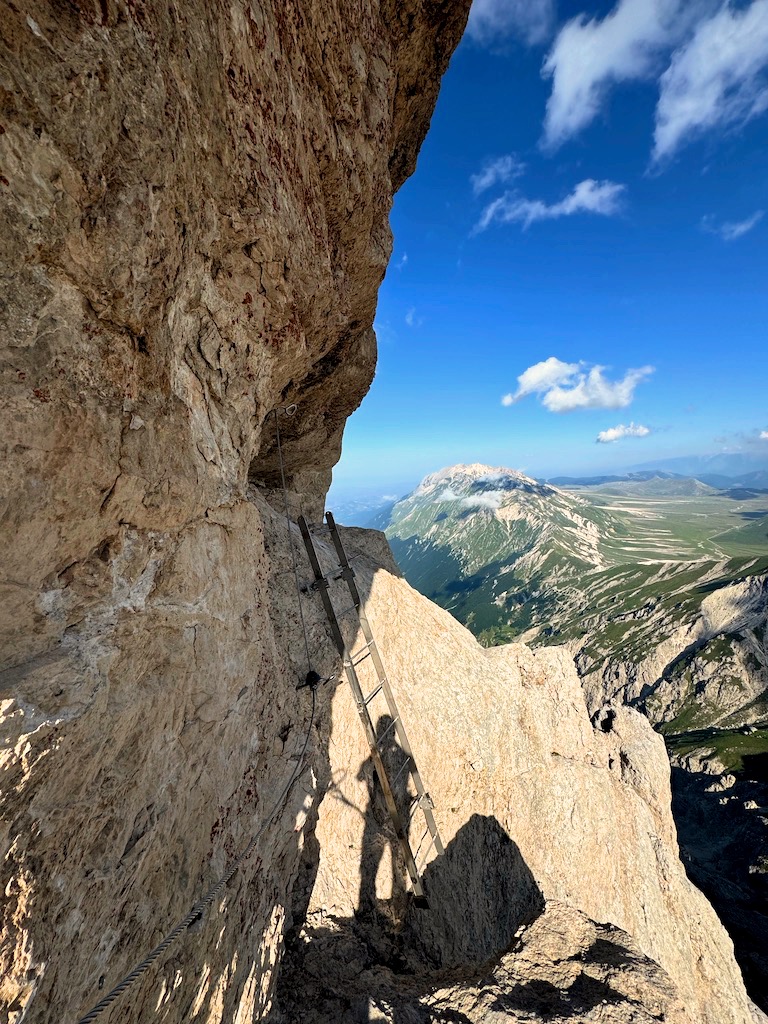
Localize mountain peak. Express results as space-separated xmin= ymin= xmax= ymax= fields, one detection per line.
xmin=416 ymin=463 xmax=535 ymax=493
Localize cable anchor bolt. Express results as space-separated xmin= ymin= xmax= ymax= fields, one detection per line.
xmin=298 ymin=670 xmax=334 ymax=691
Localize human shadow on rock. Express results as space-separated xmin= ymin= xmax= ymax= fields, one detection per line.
xmin=356 ymin=713 xmax=413 ymax=928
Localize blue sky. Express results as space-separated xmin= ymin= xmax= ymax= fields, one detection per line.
xmin=331 ymin=0 xmax=768 ymax=502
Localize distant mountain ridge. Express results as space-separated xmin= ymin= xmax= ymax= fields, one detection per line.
xmin=379 ymin=463 xmax=768 ymax=731
xmin=630 ymin=452 xmax=768 ymax=481
xmin=549 ymin=469 xmax=768 ymax=494
xmin=548 ymin=470 xmax=685 ymax=487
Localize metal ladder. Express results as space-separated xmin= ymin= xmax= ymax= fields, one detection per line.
xmin=298 ymin=511 xmax=444 ymax=908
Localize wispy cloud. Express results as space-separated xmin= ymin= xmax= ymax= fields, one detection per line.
xmin=467 ymin=0 xmax=556 ymax=47
xmin=476 ymin=179 xmax=625 ymax=231
xmin=596 ymin=422 xmax=651 ymax=443
xmin=462 ymin=491 xmax=506 ymax=510
xmin=715 ymin=427 xmax=768 ymax=450
xmin=542 ymin=0 xmax=701 ymax=150
xmin=503 ymin=356 xmax=654 ymax=412
xmin=471 ymin=155 xmax=525 ymax=195
xmin=405 ymin=307 xmax=423 ymax=328
xmin=701 ymin=210 xmax=764 ymax=241
xmin=654 ymin=1 xmax=768 ymax=161
xmin=395 ymin=252 xmax=408 ymax=270
xmin=541 ymin=0 xmax=768 ymax=161
xmin=436 ymin=487 xmax=462 ymax=502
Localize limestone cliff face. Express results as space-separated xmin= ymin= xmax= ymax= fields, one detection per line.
xmin=0 ymin=2 xmax=468 ymax=1020
xmin=0 ymin=4 xmax=761 ymax=1024
xmin=274 ymin=527 xmax=758 ymax=1023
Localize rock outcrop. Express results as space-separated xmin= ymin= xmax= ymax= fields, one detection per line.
xmin=0 ymin=4 xmax=762 ymax=1024
xmin=272 ymin=526 xmax=757 ymax=1022
xmin=578 ymin=574 xmax=768 ymax=731
xmin=0 ymin=2 xmax=468 ymax=1020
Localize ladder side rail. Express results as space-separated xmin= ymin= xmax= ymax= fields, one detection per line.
xmin=325 ymin=515 xmax=409 ymax=741
xmin=298 ymin=517 xmax=347 ymax=658
xmin=325 ymin=511 xmax=364 ymax=609
xmin=324 ymin=515 xmax=408 ymax=735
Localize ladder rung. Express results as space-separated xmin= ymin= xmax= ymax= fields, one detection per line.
xmin=352 ymin=649 xmax=371 ymax=667
xmin=392 ymin=756 xmax=412 ymax=785
xmin=416 ymin=832 xmax=439 ymax=873
xmin=336 ymin=605 xmax=359 ymax=617
xmin=363 ymin=683 xmax=383 ymax=706
xmin=350 ymin=642 xmax=371 ymax=660
xmin=376 ymin=714 xmax=399 ymax=747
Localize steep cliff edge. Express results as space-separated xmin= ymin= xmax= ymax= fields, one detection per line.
xmin=271 ymin=523 xmax=757 ymax=1023
xmin=0 ymin=4 xmax=762 ymax=1024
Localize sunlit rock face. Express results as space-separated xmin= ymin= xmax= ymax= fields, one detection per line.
xmin=0 ymin=4 xmax=762 ymax=1024
xmin=275 ymin=528 xmax=759 ymax=1024
xmin=0 ymin=2 xmax=468 ymax=1020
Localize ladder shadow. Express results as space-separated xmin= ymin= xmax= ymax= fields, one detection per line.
xmin=356 ymin=713 xmax=415 ymax=928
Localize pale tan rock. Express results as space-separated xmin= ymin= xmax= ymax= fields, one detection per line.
xmin=288 ymin=527 xmax=755 ymax=1024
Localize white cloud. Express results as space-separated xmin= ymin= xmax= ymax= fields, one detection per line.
xmin=477 ymin=179 xmax=625 ymax=231
xmin=471 ymin=155 xmax=525 ymax=195
xmin=504 ymin=357 xmax=654 ymax=412
xmin=542 ymin=0 xmax=702 ymax=149
xmin=405 ymin=307 xmax=423 ymax=328
xmin=545 ymin=366 xmax=654 ymax=411
xmin=701 ymin=210 xmax=764 ymax=240
xmin=503 ymin=357 xmax=581 ymax=404
xmin=395 ymin=252 xmax=408 ymax=270
xmin=596 ymin=421 xmax=652 ymax=443
xmin=467 ymin=0 xmax=555 ymax=47
xmin=436 ymin=487 xmax=462 ymax=502
xmin=654 ymin=1 xmax=768 ymax=161
xmin=462 ymin=491 xmax=506 ymax=510
xmin=761 ymin=430 xmax=768 ymax=439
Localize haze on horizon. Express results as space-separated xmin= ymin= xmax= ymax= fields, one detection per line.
xmin=331 ymin=0 xmax=768 ymax=504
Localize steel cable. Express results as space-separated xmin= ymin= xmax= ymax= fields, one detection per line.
xmin=75 ymin=403 xmax=318 ymax=1023
xmin=75 ymin=685 xmax=315 ymax=1024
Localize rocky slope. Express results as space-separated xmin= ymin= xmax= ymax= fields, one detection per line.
xmin=0 ymin=7 xmax=763 ymax=1024
xmin=273 ymin=528 xmax=758 ymax=1023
